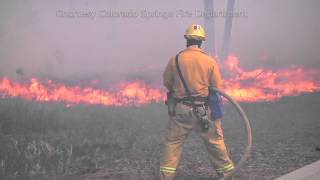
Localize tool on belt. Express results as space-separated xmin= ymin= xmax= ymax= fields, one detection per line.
xmin=166 ymin=91 xmax=176 ymax=116
xmin=175 ymin=53 xmax=210 ymax=130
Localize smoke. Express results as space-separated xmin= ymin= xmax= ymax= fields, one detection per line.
xmin=0 ymin=0 xmax=319 ymax=81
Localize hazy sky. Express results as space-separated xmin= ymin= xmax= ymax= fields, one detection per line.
xmin=0 ymin=0 xmax=319 ymax=80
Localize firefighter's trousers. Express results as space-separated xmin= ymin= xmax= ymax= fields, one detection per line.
xmin=160 ymin=103 xmax=234 ymax=180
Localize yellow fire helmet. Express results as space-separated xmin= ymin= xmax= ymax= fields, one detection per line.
xmin=184 ymin=24 xmax=206 ymax=41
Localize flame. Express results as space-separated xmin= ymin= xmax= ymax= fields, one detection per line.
xmin=223 ymin=55 xmax=320 ymax=102
xmin=0 ymin=55 xmax=320 ymax=106
xmin=0 ymin=78 xmax=165 ymax=106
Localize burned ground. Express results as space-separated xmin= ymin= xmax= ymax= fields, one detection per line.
xmin=0 ymin=93 xmax=319 ymax=180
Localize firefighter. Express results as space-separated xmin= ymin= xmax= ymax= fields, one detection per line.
xmin=160 ymin=24 xmax=234 ymax=180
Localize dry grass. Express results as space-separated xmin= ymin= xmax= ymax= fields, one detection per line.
xmin=0 ymin=93 xmax=320 ymax=180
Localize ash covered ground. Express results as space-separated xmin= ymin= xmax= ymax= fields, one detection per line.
xmin=0 ymin=93 xmax=319 ymax=180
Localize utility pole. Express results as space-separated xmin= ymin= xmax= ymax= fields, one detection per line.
xmin=203 ymin=0 xmax=216 ymax=57
xmin=221 ymin=0 xmax=235 ymax=62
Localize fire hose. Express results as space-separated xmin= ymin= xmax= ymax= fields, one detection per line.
xmin=210 ymin=87 xmax=252 ymax=180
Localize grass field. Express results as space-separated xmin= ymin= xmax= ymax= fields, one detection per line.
xmin=0 ymin=93 xmax=320 ymax=180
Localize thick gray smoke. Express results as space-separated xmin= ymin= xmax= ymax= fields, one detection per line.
xmin=0 ymin=0 xmax=319 ymax=80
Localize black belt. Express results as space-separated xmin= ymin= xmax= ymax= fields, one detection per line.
xmin=180 ymin=101 xmax=208 ymax=107
xmin=175 ymin=96 xmax=208 ymax=107
xmin=175 ymin=96 xmax=208 ymax=103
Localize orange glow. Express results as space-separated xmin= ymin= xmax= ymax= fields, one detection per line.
xmin=223 ymin=54 xmax=320 ymax=102
xmin=0 ymin=78 xmax=165 ymax=106
xmin=0 ymin=55 xmax=320 ymax=105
